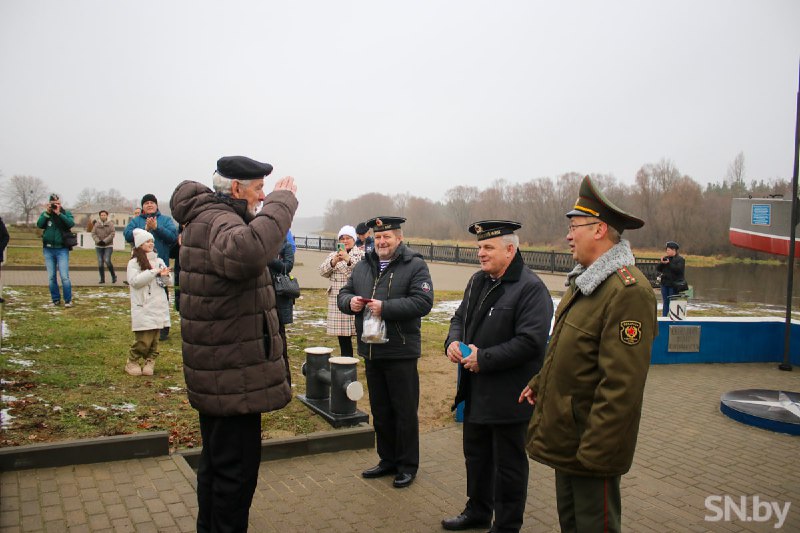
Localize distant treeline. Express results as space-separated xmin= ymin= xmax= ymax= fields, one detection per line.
xmin=323 ymin=158 xmax=793 ymax=257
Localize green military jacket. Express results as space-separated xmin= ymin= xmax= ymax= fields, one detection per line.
xmin=526 ymin=242 xmax=657 ymax=477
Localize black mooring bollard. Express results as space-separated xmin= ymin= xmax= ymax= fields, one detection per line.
xmin=329 ymin=356 xmax=364 ymax=415
xmin=301 ymin=346 xmax=333 ymax=400
xmin=298 ymin=347 xmax=369 ymax=428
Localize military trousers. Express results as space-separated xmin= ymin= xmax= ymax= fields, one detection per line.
xmin=196 ymin=412 xmax=262 ymax=533
xmin=555 ymin=470 xmax=621 ymax=533
xmin=364 ymin=357 xmax=419 ymax=475
xmin=463 ymin=420 xmax=528 ymax=533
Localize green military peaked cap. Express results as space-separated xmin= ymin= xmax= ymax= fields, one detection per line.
xmin=566 ymin=176 xmax=644 ymax=232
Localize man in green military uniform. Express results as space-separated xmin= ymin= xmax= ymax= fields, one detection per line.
xmin=520 ymin=175 xmax=657 ymax=533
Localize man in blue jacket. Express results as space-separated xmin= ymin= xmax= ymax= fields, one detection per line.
xmin=125 ymin=193 xmax=178 ymax=339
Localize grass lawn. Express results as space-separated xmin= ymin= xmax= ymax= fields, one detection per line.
xmin=0 ymin=285 xmax=463 ymax=450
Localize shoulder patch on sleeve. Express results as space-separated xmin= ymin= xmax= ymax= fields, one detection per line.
xmin=616 ymin=266 xmax=638 ymax=286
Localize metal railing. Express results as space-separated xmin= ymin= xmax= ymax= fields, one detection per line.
xmin=295 ymin=236 xmax=661 ymax=286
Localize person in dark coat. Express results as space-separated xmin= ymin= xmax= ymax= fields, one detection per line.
xmin=656 ymin=241 xmax=686 ymax=317
xmin=268 ymin=237 xmax=295 ymax=382
xmin=337 ymin=216 xmax=434 ymax=489
xmin=169 ymin=156 xmax=298 ymax=533
xmin=441 ymin=220 xmax=553 ymax=533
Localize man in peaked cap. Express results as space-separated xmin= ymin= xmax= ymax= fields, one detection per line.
xmin=441 ymin=221 xmax=553 ymax=532
xmin=169 ymin=156 xmax=298 ymax=532
xmin=521 ymin=176 xmax=657 ymax=533
xmin=337 ymin=216 xmax=434 ymax=489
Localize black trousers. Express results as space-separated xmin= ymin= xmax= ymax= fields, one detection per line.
xmin=463 ymin=421 xmax=529 ymax=533
xmin=364 ymin=358 xmax=419 ymax=475
xmin=197 ymin=412 xmax=262 ymax=533
xmin=337 ymin=335 xmax=354 ymax=357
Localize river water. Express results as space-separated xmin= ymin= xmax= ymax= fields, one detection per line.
xmin=687 ymin=263 xmax=800 ymax=306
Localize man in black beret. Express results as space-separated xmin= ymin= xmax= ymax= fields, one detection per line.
xmin=170 ymin=156 xmax=298 ymax=532
xmin=124 ymin=193 xmax=179 ymax=340
xmin=442 ymin=220 xmax=553 ymax=532
xmin=338 ymin=216 xmax=434 ymax=489
xmin=522 ymin=176 xmax=657 ymax=533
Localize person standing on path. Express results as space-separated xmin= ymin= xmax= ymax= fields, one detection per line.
xmin=91 ymin=210 xmax=117 ymax=284
xmin=338 ymin=216 xmax=434 ymax=489
xmin=170 ymin=155 xmax=298 ymax=532
xmin=441 ymin=220 xmax=553 ymax=533
xmin=521 ymin=176 xmax=657 ymax=533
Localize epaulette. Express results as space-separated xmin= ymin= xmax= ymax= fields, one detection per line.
xmin=615 ymin=266 xmax=638 ymax=286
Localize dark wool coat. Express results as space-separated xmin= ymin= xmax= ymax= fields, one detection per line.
xmin=526 ymin=252 xmax=656 ymax=477
xmin=169 ymin=180 xmax=297 ymax=417
xmin=337 ymin=243 xmax=434 ymax=359
xmin=446 ymin=252 xmax=553 ymax=424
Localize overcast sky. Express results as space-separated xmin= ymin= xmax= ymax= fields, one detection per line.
xmin=1 ymin=1 xmax=799 ymax=219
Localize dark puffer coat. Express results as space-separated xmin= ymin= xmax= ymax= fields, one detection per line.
xmin=337 ymin=243 xmax=434 ymax=359
xmin=169 ymin=180 xmax=297 ymax=417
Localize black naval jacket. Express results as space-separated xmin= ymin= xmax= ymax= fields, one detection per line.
xmin=446 ymin=251 xmax=553 ymax=424
xmin=338 ymin=243 xmax=434 ymax=359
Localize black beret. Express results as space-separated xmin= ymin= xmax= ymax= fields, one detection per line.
xmin=566 ymin=176 xmax=644 ymax=232
xmin=216 ymin=156 xmax=273 ymax=180
xmin=141 ymin=193 xmax=157 ymax=206
xmin=468 ymin=220 xmax=522 ymax=241
xmin=355 ymin=222 xmax=369 ymax=234
xmin=666 ymin=241 xmax=680 ymax=250
xmin=366 ymin=216 xmax=406 ymax=233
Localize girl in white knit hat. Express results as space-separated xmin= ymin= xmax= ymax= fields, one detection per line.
xmin=125 ymin=228 xmax=171 ymax=376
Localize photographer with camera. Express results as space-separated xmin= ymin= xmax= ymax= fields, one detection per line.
xmin=656 ymin=241 xmax=686 ymax=317
xmin=36 ymin=194 xmax=75 ymax=307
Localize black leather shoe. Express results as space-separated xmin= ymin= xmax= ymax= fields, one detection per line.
xmin=362 ymin=464 xmax=396 ymax=478
xmin=392 ymin=473 xmax=415 ymax=488
xmin=441 ymin=513 xmax=492 ymax=531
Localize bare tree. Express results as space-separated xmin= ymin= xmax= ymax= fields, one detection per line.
xmin=725 ymin=151 xmax=746 ymax=189
xmin=75 ymin=187 xmax=137 ymax=210
xmin=1 ymin=175 xmax=49 ymax=224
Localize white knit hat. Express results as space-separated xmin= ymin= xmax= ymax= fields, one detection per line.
xmin=133 ymin=228 xmax=155 ymax=248
xmin=337 ymin=225 xmax=357 ymax=240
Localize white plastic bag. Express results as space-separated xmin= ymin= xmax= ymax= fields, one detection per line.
xmin=361 ymin=306 xmax=389 ymax=344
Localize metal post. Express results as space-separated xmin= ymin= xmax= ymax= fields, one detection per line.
xmin=780 ymin=62 xmax=800 ymax=372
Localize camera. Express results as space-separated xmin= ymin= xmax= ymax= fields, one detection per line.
xmin=50 ymin=203 xmax=58 ymax=210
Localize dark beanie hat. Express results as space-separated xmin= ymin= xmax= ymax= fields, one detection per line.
xmin=141 ymin=194 xmax=158 ymax=206
xmin=356 ymin=222 xmax=369 ymax=234
xmin=666 ymin=241 xmax=680 ymax=250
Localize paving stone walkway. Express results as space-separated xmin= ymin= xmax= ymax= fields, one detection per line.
xmin=2 ymin=363 xmax=799 ymax=532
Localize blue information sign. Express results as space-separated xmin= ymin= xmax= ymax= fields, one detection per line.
xmin=751 ymin=204 xmax=771 ymax=226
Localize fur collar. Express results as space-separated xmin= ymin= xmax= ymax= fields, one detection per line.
xmin=566 ymin=239 xmax=635 ymax=295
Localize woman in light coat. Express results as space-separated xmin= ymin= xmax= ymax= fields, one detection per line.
xmin=320 ymin=225 xmax=365 ymax=356
xmin=126 ymin=228 xmax=171 ymax=376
